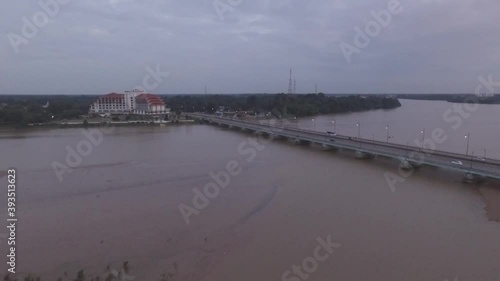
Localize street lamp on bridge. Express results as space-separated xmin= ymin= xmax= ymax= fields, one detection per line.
xmin=465 ymin=133 xmax=470 ymax=156
xmin=385 ymin=125 xmax=390 ymax=143
xmin=312 ymin=118 xmax=316 ymax=131
xmin=356 ymin=122 xmax=361 ymax=148
xmin=420 ymin=129 xmax=425 ymax=149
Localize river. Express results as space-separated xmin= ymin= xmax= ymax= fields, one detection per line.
xmin=0 ymin=99 xmax=499 ymax=281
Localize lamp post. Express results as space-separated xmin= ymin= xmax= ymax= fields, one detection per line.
xmin=470 ymin=151 xmax=474 ymax=169
xmin=312 ymin=119 xmax=316 ymax=131
xmin=464 ymin=133 xmax=470 ymax=156
xmin=385 ymin=125 xmax=390 ymax=143
xmin=405 ymin=142 xmax=410 ymax=158
xmin=420 ymin=129 xmax=425 ymax=149
xmin=356 ymin=123 xmax=361 ymax=148
xmin=332 ymin=120 xmax=336 ymax=134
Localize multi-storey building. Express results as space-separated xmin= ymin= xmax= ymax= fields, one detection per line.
xmin=89 ymin=89 xmax=168 ymax=115
xmin=89 ymin=92 xmax=127 ymax=114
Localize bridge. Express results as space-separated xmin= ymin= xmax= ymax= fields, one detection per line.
xmin=185 ymin=113 xmax=500 ymax=183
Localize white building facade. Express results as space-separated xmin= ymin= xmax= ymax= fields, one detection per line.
xmin=89 ymin=89 xmax=169 ymax=115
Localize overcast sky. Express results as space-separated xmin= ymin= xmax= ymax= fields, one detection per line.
xmin=0 ymin=0 xmax=499 ymax=95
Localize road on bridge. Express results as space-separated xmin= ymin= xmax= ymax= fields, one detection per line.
xmin=186 ymin=113 xmax=500 ymax=181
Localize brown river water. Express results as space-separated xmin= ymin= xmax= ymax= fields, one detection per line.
xmin=0 ymin=99 xmax=499 ymax=281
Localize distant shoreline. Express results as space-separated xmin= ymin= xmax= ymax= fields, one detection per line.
xmin=396 ymin=94 xmax=500 ymax=104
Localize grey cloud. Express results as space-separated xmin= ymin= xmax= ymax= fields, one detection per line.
xmin=0 ymin=0 xmax=499 ymax=94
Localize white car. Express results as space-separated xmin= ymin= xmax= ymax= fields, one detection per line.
xmin=475 ymin=157 xmax=486 ymax=161
xmin=451 ymin=160 xmax=463 ymax=165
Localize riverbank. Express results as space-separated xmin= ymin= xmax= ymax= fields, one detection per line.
xmin=397 ymin=94 xmax=500 ymax=104
xmin=0 ymin=119 xmax=195 ymax=130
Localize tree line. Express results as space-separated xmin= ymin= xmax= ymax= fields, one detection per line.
xmin=0 ymin=94 xmax=402 ymax=126
xmin=0 ymin=95 xmax=97 ymax=126
xmin=167 ymin=93 xmax=402 ymax=117
xmin=396 ymin=94 xmax=500 ymax=104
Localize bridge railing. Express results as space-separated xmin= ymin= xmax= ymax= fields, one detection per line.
xmin=186 ymin=113 xmax=500 ymax=178
xmin=188 ymin=113 xmax=500 ymax=165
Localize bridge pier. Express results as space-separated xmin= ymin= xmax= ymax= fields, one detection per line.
xmin=270 ymin=134 xmax=286 ymax=141
xmin=320 ymin=144 xmax=338 ymax=151
xmin=462 ymin=172 xmax=482 ymax=184
xmin=410 ymin=161 xmax=423 ymax=168
xmin=190 ymin=115 xmax=499 ymax=183
xmin=399 ymin=160 xmax=414 ymax=170
xmin=355 ymin=151 xmax=374 ymax=159
xmin=255 ymin=131 xmax=271 ymax=138
xmin=292 ymin=138 xmax=310 ymax=145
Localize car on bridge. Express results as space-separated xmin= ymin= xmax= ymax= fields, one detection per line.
xmin=451 ymin=160 xmax=463 ymax=166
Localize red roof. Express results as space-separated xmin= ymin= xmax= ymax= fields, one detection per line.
xmin=95 ymin=92 xmax=165 ymax=107
xmin=136 ymin=93 xmax=165 ymax=106
xmin=99 ymin=93 xmax=124 ymax=100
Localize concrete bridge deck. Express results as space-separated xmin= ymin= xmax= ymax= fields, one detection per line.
xmin=185 ymin=113 xmax=500 ymax=182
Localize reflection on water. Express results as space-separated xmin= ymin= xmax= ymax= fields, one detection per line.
xmin=0 ymin=100 xmax=499 ymax=281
